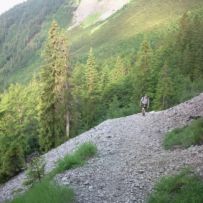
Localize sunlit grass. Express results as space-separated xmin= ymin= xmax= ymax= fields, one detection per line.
xmin=164 ymin=118 xmax=203 ymax=149
xmin=10 ymin=179 xmax=74 ymax=203
xmin=54 ymin=142 xmax=97 ymax=174
xmin=148 ymin=169 xmax=203 ymax=203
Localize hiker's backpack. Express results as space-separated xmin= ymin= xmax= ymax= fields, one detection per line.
xmin=141 ymin=97 xmax=148 ymax=105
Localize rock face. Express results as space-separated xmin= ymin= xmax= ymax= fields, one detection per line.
xmin=71 ymin=0 xmax=130 ymax=27
xmin=0 ymin=93 xmax=203 ymax=203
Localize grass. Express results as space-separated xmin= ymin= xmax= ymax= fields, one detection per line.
xmin=82 ymin=13 xmax=101 ymax=28
xmin=164 ymin=118 xmax=203 ymax=149
xmin=148 ymin=169 xmax=203 ymax=203
xmin=10 ymin=179 xmax=74 ymax=203
xmin=54 ymin=142 xmax=97 ymax=174
xmin=70 ymin=0 xmax=203 ymax=57
xmin=10 ymin=142 xmax=97 ymax=203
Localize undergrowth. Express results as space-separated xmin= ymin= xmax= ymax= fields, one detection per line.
xmin=148 ymin=169 xmax=203 ymax=203
xmin=164 ymin=118 xmax=203 ymax=149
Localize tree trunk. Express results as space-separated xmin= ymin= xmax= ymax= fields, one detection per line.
xmin=66 ymin=111 xmax=70 ymax=138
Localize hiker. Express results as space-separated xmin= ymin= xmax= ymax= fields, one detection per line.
xmin=140 ymin=94 xmax=149 ymax=116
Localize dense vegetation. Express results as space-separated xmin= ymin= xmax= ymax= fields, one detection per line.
xmin=0 ymin=0 xmax=203 ymax=184
xmin=164 ymin=118 xmax=203 ymax=150
xmin=148 ymin=169 xmax=203 ymax=203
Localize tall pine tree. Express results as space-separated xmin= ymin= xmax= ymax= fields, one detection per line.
xmin=39 ymin=21 xmax=70 ymax=152
xmin=154 ymin=63 xmax=174 ymax=110
xmin=85 ymin=48 xmax=98 ymax=96
xmin=132 ymin=41 xmax=153 ymax=100
xmin=111 ymin=56 xmax=126 ymax=83
xmin=84 ymin=48 xmax=99 ymax=127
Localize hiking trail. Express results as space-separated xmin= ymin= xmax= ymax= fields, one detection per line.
xmin=0 ymin=93 xmax=203 ymax=203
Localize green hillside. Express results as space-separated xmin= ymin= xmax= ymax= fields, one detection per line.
xmin=0 ymin=0 xmax=75 ymax=90
xmin=0 ymin=0 xmax=203 ymax=89
xmin=70 ymin=0 xmax=203 ymax=56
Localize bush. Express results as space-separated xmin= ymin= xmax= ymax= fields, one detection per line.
xmin=148 ymin=169 xmax=203 ymax=203
xmin=54 ymin=142 xmax=97 ymax=174
xmin=24 ymin=156 xmax=45 ymax=186
xmin=164 ymin=118 xmax=203 ymax=149
xmin=10 ymin=179 xmax=74 ymax=203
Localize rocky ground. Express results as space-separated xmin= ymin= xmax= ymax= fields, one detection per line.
xmin=0 ymin=93 xmax=203 ymax=203
xmin=71 ymin=0 xmax=130 ymax=27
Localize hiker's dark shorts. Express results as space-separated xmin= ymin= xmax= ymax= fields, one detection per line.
xmin=141 ymin=104 xmax=147 ymax=109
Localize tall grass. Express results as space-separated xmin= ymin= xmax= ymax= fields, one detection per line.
xmin=148 ymin=169 xmax=203 ymax=203
xmin=54 ymin=142 xmax=97 ymax=174
xmin=164 ymin=118 xmax=203 ymax=149
xmin=10 ymin=179 xmax=74 ymax=203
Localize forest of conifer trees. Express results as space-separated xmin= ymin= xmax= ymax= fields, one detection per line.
xmin=0 ymin=7 xmax=203 ymax=183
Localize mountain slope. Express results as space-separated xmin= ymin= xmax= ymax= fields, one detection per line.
xmin=1 ymin=93 xmax=203 ymax=202
xmin=70 ymin=0 xmax=203 ymax=56
xmin=0 ymin=0 xmax=75 ymax=89
xmin=0 ymin=0 xmax=202 ymax=89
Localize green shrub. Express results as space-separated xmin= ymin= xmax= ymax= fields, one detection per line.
xmin=164 ymin=118 xmax=203 ymax=149
xmin=10 ymin=179 xmax=74 ymax=203
xmin=23 ymin=156 xmax=45 ymax=186
xmin=148 ymin=169 xmax=203 ymax=203
xmin=55 ymin=142 xmax=97 ymax=174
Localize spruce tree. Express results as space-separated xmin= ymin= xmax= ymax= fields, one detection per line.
xmin=111 ymin=56 xmax=126 ymax=84
xmin=154 ymin=63 xmax=174 ymax=110
xmin=99 ymin=65 xmax=109 ymax=92
xmin=54 ymin=32 xmax=71 ymax=140
xmin=85 ymin=48 xmax=98 ymax=96
xmin=39 ymin=21 xmax=70 ymax=152
xmin=132 ymin=41 xmax=153 ymax=100
xmin=84 ymin=48 xmax=99 ymax=127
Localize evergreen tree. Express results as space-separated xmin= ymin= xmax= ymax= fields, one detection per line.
xmin=132 ymin=41 xmax=153 ymax=100
xmin=84 ymin=48 xmax=99 ymax=127
xmin=107 ymin=96 xmax=122 ymax=118
xmin=54 ymin=32 xmax=72 ymax=140
xmin=39 ymin=21 xmax=70 ymax=152
xmin=111 ymin=56 xmax=126 ymax=84
xmin=154 ymin=63 xmax=174 ymax=110
xmin=85 ymin=48 xmax=98 ymax=96
xmin=99 ymin=65 xmax=109 ymax=92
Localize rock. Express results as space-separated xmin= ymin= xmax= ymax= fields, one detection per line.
xmin=84 ymin=181 xmax=90 ymax=185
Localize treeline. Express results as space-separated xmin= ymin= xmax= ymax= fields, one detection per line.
xmin=0 ymin=9 xmax=203 ymax=183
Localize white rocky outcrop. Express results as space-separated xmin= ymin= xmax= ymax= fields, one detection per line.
xmin=0 ymin=93 xmax=203 ymax=202
xmin=71 ymin=0 xmax=130 ymax=27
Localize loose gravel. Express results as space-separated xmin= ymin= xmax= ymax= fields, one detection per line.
xmin=0 ymin=93 xmax=203 ymax=203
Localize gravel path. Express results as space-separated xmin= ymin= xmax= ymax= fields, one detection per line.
xmin=0 ymin=93 xmax=203 ymax=203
